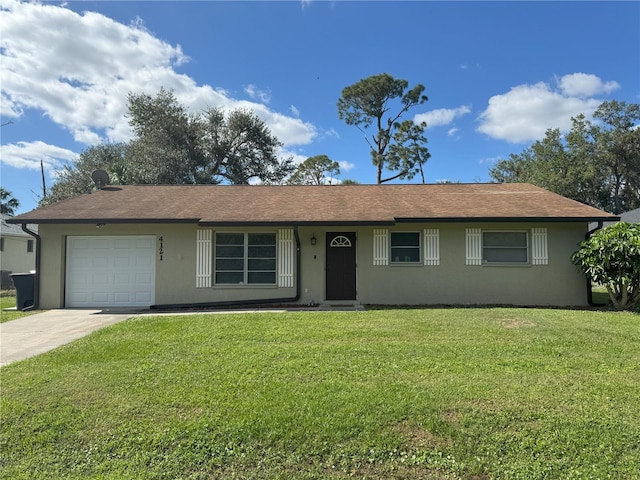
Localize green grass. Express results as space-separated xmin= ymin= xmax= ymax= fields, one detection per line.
xmin=591 ymin=284 xmax=612 ymax=306
xmin=0 ymin=292 xmax=44 ymax=323
xmin=1 ymin=308 xmax=639 ymax=479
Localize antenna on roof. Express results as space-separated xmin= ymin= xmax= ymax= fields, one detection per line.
xmin=91 ymin=170 xmax=110 ymax=190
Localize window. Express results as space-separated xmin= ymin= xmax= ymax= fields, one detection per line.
xmin=215 ymin=232 xmax=276 ymax=284
xmin=0 ymin=238 xmax=3 ymax=252
xmin=482 ymin=231 xmax=528 ymax=264
xmin=27 ymin=239 xmax=34 ymax=253
xmin=390 ymin=232 xmax=420 ymax=263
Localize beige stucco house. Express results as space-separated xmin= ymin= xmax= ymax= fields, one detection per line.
xmin=0 ymin=215 xmax=37 ymax=288
xmin=7 ymin=183 xmax=617 ymax=309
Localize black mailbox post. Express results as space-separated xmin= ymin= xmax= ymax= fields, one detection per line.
xmin=10 ymin=273 xmax=35 ymax=311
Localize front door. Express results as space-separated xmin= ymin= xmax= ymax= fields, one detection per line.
xmin=325 ymin=232 xmax=356 ymax=301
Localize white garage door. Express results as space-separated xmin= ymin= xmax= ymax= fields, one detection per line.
xmin=66 ymin=236 xmax=156 ymax=308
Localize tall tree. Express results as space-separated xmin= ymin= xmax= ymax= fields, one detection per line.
xmin=126 ymin=88 xmax=207 ymax=185
xmin=337 ymin=73 xmax=429 ymax=184
xmin=40 ymin=143 xmax=128 ymax=206
xmin=489 ymin=101 xmax=640 ymax=214
xmin=591 ymin=100 xmax=640 ymax=214
xmin=201 ymin=108 xmax=293 ymax=185
xmin=42 ymin=88 xmax=293 ymax=205
xmin=0 ymin=187 xmax=20 ymax=215
xmin=287 ymin=155 xmax=341 ymax=185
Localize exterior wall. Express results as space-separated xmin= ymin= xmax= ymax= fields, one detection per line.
xmin=354 ymin=223 xmax=587 ymax=307
xmin=0 ymin=234 xmax=36 ymax=274
xmin=37 ymin=223 xmax=296 ymax=309
xmin=296 ymin=223 xmax=589 ymax=307
xmin=37 ymin=221 xmax=589 ymax=309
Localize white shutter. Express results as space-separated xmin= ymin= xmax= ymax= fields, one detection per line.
xmin=196 ymin=229 xmax=212 ymax=288
xmin=373 ymin=228 xmax=389 ymax=265
xmin=466 ymin=228 xmax=482 ymax=265
xmin=278 ymin=228 xmax=295 ymax=287
xmin=531 ymin=227 xmax=548 ymax=265
xmin=423 ymin=229 xmax=440 ymax=266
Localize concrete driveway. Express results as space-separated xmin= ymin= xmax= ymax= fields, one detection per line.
xmin=0 ymin=309 xmax=134 ymax=366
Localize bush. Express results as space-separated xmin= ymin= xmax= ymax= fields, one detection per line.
xmin=572 ymin=222 xmax=640 ymax=311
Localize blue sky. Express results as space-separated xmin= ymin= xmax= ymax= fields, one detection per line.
xmin=1 ymin=0 xmax=639 ymax=214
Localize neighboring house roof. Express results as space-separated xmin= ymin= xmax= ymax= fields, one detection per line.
xmin=7 ymin=183 xmax=618 ymax=226
xmin=1 ymin=214 xmax=37 ymax=237
xmin=620 ymin=207 xmax=640 ymax=223
xmin=588 ymin=206 xmax=640 ymax=230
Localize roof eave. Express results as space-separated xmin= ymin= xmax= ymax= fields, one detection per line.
xmin=197 ymin=220 xmax=396 ymax=227
xmin=5 ymin=218 xmax=201 ymax=225
xmin=395 ymin=216 xmax=621 ymax=223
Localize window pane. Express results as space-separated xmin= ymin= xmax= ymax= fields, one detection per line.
xmin=215 ymin=272 xmax=244 ymax=284
xmin=391 ymin=232 xmax=420 ymax=247
xmin=248 ymin=272 xmax=276 ymax=284
xmin=216 ymin=245 xmax=244 ymax=258
xmin=215 ymin=258 xmax=244 ymax=270
xmin=249 ymin=233 xmax=276 ymax=245
xmin=391 ymin=247 xmax=420 ymax=263
xmin=248 ymin=258 xmax=276 ymax=271
xmin=216 ymin=233 xmax=244 ymax=245
xmin=483 ymin=232 xmax=527 ymax=247
xmin=484 ymin=247 xmax=528 ymax=263
xmin=248 ymin=246 xmax=276 ymax=257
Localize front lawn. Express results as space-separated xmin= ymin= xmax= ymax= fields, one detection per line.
xmin=0 ymin=292 xmax=43 ymax=323
xmin=1 ymin=308 xmax=639 ymax=479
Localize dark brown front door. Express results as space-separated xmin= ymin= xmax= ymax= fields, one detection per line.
xmin=325 ymin=232 xmax=356 ymax=301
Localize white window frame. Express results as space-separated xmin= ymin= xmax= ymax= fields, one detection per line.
xmin=390 ymin=231 xmax=421 ymax=264
xmin=482 ymin=230 xmax=529 ymax=265
xmin=214 ymin=232 xmax=277 ymax=285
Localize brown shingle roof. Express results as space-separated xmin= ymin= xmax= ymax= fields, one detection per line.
xmin=7 ymin=183 xmax=617 ymax=225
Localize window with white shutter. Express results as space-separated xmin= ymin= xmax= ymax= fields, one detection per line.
xmin=278 ymin=228 xmax=295 ymax=287
xmin=373 ymin=228 xmax=389 ymax=265
xmin=196 ymin=229 xmax=212 ymax=288
xmin=423 ymin=229 xmax=440 ymax=266
xmin=466 ymin=228 xmax=482 ymax=265
xmin=531 ymin=227 xmax=548 ymax=265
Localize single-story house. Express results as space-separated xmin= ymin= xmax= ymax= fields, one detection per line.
xmin=0 ymin=214 xmax=37 ymax=288
xmin=6 ymin=183 xmax=618 ymax=309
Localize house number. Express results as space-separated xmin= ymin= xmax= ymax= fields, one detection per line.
xmin=158 ymin=236 xmax=164 ymax=261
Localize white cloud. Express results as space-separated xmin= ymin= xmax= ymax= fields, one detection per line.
xmin=558 ymin=73 xmax=620 ymax=97
xmin=477 ymin=79 xmax=604 ymax=143
xmin=290 ymin=105 xmax=300 ymax=117
xmin=338 ymin=160 xmax=355 ymax=172
xmin=447 ymin=128 xmax=459 ymax=137
xmin=414 ymin=105 xmax=471 ymax=127
xmin=0 ymin=140 xmax=78 ymax=171
xmin=245 ymin=84 xmax=271 ymax=104
xmin=0 ymin=0 xmax=317 ymax=168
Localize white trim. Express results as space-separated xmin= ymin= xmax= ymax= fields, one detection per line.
xmin=196 ymin=229 xmax=212 ymax=288
xmin=531 ymin=227 xmax=548 ymax=265
xmin=466 ymin=228 xmax=482 ymax=265
xmin=330 ymin=235 xmax=352 ymax=247
xmin=373 ymin=228 xmax=389 ymax=265
xmin=278 ymin=228 xmax=295 ymax=287
xmin=423 ymin=229 xmax=440 ymax=266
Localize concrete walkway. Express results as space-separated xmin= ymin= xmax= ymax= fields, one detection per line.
xmin=0 ymin=309 xmax=134 ymax=366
